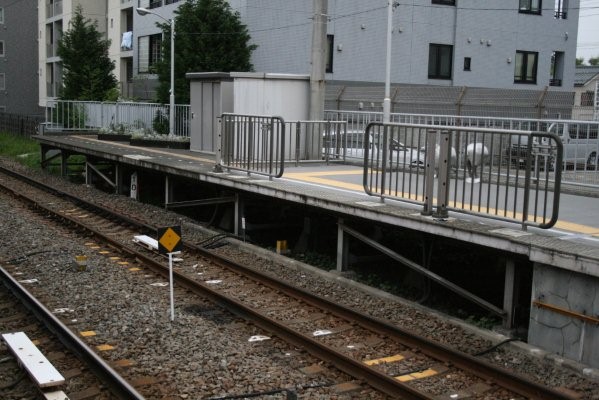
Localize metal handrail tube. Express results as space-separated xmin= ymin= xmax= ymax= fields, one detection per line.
xmin=220 ymin=113 xmax=285 ymax=179
xmin=363 ymin=122 xmax=563 ymax=229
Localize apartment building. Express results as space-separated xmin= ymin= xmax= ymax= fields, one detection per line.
xmin=40 ymin=0 xmax=581 ymax=105
xmin=0 ymin=0 xmax=40 ymax=115
xmin=242 ymin=0 xmax=579 ymax=90
xmin=38 ymin=0 xmax=108 ymax=107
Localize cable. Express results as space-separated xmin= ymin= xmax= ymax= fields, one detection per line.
xmin=473 ymin=337 xmax=520 ymax=356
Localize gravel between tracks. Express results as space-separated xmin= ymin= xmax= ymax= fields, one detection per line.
xmin=1 ymin=156 xmax=598 ymax=399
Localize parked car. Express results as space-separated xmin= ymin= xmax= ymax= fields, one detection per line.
xmin=368 ymin=135 xmax=425 ymax=168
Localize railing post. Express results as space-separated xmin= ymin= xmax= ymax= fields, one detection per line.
xmin=422 ymin=130 xmax=437 ymax=216
xmin=433 ymin=130 xmax=450 ymax=219
xmin=379 ymin=125 xmax=389 ymax=200
xmin=214 ymin=117 xmax=223 ymax=172
xmin=295 ymin=122 xmax=301 ymax=167
xmin=521 ymin=134 xmax=534 ymax=230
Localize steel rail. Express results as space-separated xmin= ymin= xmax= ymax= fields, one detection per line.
xmin=0 ymin=267 xmax=145 ymax=400
xmin=0 ymin=167 xmax=576 ymax=399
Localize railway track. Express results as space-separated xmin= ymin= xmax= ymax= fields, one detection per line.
xmin=0 ymin=264 xmax=143 ymax=399
xmin=0 ymin=165 xmax=580 ymax=399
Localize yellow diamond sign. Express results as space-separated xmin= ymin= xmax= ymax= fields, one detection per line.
xmin=157 ymin=226 xmax=182 ymax=254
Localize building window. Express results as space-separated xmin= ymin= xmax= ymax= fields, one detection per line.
xmin=432 ymin=0 xmax=455 ymax=5
xmin=555 ymin=0 xmax=568 ymax=19
xmin=519 ymin=0 xmax=542 ymax=14
xmin=0 ymin=73 xmax=5 ymax=90
xmin=326 ymin=35 xmax=334 ymax=73
xmin=138 ymin=34 xmax=162 ymax=73
xmin=149 ymin=0 xmax=162 ymax=9
xmin=550 ymin=51 xmax=564 ymax=87
xmin=581 ymin=91 xmax=595 ymax=107
xmin=428 ymin=44 xmax=453 ymax=80
xmin=463 ymin=57 xmax=471 ymax=71
xmin=0 ymin=41 xmax=4 ymax=57
xmin=514 ymin=50 xmax=538 ymax=84
xmin=165 ymin=0 xmax=181 ymax=4
xmin=0 ymin=8 xmax=4 ymax=24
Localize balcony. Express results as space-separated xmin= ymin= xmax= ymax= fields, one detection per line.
xmin=554 ymin=11 xmax=567 ymax=19
xmin=549 ymin=78 xmax=562 ymax=87
xmin=46 ymin=1 xmax=63 ymax=19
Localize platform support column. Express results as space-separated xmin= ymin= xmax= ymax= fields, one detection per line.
xmin=502 ymin=258 xmax=517 ymax=329
xmin=40 ymin=145 xmax=48 ymax=171
xmin=164 ymin=175 xmax=173 ymax=209
xmin=336 ymin=218 xmax=348 ymax=272
xmin=115 ymin=164 xmax=123 ymax=195
xmin=85 ymin=158 xmax=92 ymax=185
xmin=61 ymin=151 xmax=68 ymax=177
xmin=234 ymin=193 xmax=245 ymax=237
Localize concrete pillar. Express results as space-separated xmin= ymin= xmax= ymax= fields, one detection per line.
xmin=115 ymin=164 xmax=123 ymax=195
xmin=502 ymin=258 xmax=517 ymax=329
xmin=85 ymin=160 xmax=91 ymax=185
xmin=164 ymin=175 xmax=173 ymax=209
xmin=61 ymin=151 xmax=68 ymax=177
xmin=336 ymin=218 xmax=348 ymax=272
xmin=234 ymin=193 xmax=245 ymax=238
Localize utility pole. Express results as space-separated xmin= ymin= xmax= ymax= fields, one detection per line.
xmin=383 ymin=1 xmax=397 ymax=123
xmin=309 ymin=0 xmax=327 ymax=122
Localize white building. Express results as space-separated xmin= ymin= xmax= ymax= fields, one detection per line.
xmin=38 ymin=0 xmax=581 ymax=105
xmin=38 ymin=0 xmax=108 ymax=106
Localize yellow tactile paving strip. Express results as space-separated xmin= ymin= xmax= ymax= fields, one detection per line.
xmin=285 ymin=169 xmax=599 ymax=237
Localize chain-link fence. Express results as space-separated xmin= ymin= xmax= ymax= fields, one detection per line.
xmin=0 ymin=112 xmax=44 ymax=137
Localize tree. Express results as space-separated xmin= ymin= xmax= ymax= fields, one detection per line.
xmin=154 ymin=0 xmax=257 ymax=105
xmin=57 ymin=6 xmax=118 ymax=101
xmin=589 ymin=56 xmax=599 ymax=66
xmin=576 ymin=57 xmax=585 ymax=66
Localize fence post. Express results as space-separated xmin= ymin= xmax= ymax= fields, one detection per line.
xmin=422 ymin=130 xmax=437 ymax=216
xmin=433 ymin=130 xmax=450 ymax=219
xmin=295 ymin=122 xmax=301 ymax=167
xmin=214 ymin=117 xmax=223 ymax=172
xmin=521 ymin=135 xmax=534 ymax=230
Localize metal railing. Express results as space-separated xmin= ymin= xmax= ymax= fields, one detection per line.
xmin=44 ymin=100 xmax=190 ymax=137
xmin=326 ymin=110 xmax=598 ymax=188
xmin=363 ymin=123 xmax=563 ymax=229
xmin=283 ymin=120 xmax=347 ymax=164
xmin=219 ymin=113 xmax=286 ymax=179
xmin=0 ymin=112 xmax=44 ymax=137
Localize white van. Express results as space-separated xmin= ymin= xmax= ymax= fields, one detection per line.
xmin=556 ymin=122 xmax=599 ymax=170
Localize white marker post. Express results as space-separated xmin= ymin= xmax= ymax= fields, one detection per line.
xmin=168 ymin=252 xmax=175 ymax=321
xmin=157 ymin=226 xmax=182 ymax=322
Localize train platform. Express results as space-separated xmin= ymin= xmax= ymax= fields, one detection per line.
xmin=34 ymin=134 xmax=599 ymax=266
xmin=33 ymin=133 xmax=599 ymax=368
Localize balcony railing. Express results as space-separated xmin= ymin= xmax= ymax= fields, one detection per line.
xmin=554 ymin=11 xmax=567 ymax=19
xmin=549 ymin=78 xmax=562 ymax=87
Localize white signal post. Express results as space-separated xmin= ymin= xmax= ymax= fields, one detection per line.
xmin=168 ymin=252 xmax=175 ymax=321
xmin=157 ymin=226 xmax=182 ymax=321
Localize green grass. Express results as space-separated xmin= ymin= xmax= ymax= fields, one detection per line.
xmin=0 ymin=132 xmax=41 ymax=169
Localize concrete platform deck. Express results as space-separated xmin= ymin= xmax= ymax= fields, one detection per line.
xmin=35 ymin=134 xmax=599 ymax=278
